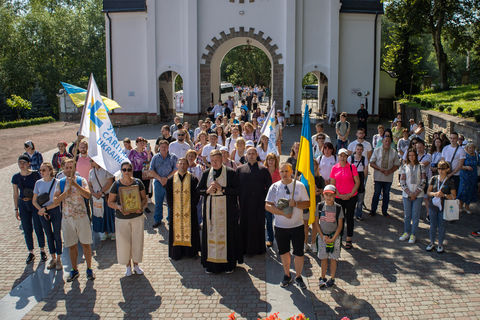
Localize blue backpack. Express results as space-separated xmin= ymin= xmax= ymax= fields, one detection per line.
xmin=59 ymin=176 xmax=83 ymax=193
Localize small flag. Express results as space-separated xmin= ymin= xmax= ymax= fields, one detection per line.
xmin=259 ymin=102 xmax=279 ymax=155
xmin=79 ymin=75 xmax=128 ymax=175
xmin=61 ymin=82 xmax=121 ymax=112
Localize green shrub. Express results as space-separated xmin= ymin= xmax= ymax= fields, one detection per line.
xmin=0 ymin=116 xmax=55 ymax=129
xmin=456 ymin=107 xmax=463 ymax=115
xmin=465 ymin=110 xmax=474 ymax=118
xmin=446 ymin=106 xmax=452 ymax=112
xmin=420 ymin=100 xmax=427 ymax=107
xmin=438 ymin=105 xmax=445 ymax=112
xmin=426 ymin=102 xmax=433 ymax=108
xmin=475 ymin=114 xmax=480 ymax=123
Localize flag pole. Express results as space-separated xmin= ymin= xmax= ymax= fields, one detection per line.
xmin=73 ymin=74 xmax=93 ymax=159
xmin=291 ymin=104 xmax=307 ymax=199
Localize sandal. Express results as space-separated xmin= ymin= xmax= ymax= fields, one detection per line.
xmin=345 ymin=241 xmax=353 ymax=250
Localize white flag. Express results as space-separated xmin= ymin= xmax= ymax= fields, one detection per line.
xmin=79 ymin=74 xmax=128 ymax=175
xmin=260 ymin=101 xmax=279 ymax=155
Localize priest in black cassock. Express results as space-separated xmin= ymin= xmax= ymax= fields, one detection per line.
xmin=166 ymin=158 xmax=201 ymax=260
xmin=237 ymin=146 xmax=273 ymax=255
xmin=197 ymin=150 xmax=242 ymax=273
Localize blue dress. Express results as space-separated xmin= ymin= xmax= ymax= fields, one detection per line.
xmin=457 ymin=153 xmax=478 ymax=204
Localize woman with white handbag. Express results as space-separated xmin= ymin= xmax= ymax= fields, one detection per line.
xmin=426 ymin=160 xmax=457 ymax=253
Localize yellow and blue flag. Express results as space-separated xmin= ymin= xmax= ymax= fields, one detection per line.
xmin=61 ymin=82 xmax=121 ymax=112
xmin=296 ymin=104 xmax=316 ymax=224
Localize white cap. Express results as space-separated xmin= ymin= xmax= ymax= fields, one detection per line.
xmin=245 ymin=140 xmax=255 ymax=147
xmin=338 ymin=148 xmax=349 ymax=156
xmin=220 ymin=146 xmax=229 ymax=152
xmin=323 ymin=184 xmax=337 ymax=194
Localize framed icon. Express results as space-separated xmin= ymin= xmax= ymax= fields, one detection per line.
xmin=118 ymin=185 xmax=142 ymax=214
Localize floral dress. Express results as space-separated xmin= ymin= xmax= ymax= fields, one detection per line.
xmin=457 ymin=153 xmax=478 ymax=205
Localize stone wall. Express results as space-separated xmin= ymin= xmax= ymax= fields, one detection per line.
xmin=395 ymin=101 xmax=480 ymax=146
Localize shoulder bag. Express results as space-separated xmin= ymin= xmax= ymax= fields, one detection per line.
xmin=37 ymin=180 xmax=55 ymax=207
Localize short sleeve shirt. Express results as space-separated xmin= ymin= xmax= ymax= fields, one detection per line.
xmin=315 ymin=202 xmax=344 ymax=234
xmin=33 ymin=178 xmax=58 ymax=206
xmin=370 ymin=147 xmax=401 ymax=182
xmin=330 ymin=163 xmax=359 ymax=197
xmin=441 ymin=144 xmax=466 ymax=176
xmin=55 ymin=177 xmax=88 ymax=218
xmin=347 ymin=140 xmax=372 ymax=161
xmin=89 ymin=167 xmax=114 ymax=193
xmin=265 ymin=180 xmax=309 ymax=229
xmin=168 ymin=141 xmax=192 ymax=159
xmin=12 ymin=171 xmax=41 ymax=198
xmin=201 ymin=144 xmax=222 ymax=163
xmin=149 ymin=153 xmax=177 ymax=180
xmin=335 ymin=121 xmax=350 ymax=139
xmin=109 ymin=178 xmax=145 ymax=219
xmin=318 ymin=155 xmax=337 ymax=181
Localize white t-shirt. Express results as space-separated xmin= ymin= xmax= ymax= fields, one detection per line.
xmin=225 ymin=136 xmax=238 ymax=153
xmin=317 ymin=155 xmax=337 ymax=181
xmin=88 ymin=167 xmax=113 ymax=193
xmin=347 ymin=139 xmax=372 ymax=161
xmin=201 ymin=144 xmax=222 ymax=163
xmin=256 ymin=145 xmax=269 ymax=161
xmin=265 ymin=180 xmax=309 ymax=229
xmin=441 ymin=144 xmax=466 ymax=176
xmin=169 ymin=141 xmax=191 ymax=159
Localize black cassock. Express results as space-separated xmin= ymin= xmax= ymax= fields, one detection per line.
xmin=237 ymin=162 xmax=272 ymax=255
xmin=166 ymin=174 xmax=201 ymax=260
xmin=197 ymin=166 xmax=243 ymax=273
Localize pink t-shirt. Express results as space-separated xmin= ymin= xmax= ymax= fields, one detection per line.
xmin=76 ymin=155 xmax=91 ymax=181
xmin=330 ymin=163 xmax=358 ymax=197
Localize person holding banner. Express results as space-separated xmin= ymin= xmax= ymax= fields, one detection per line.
xmin=265 ymin=162 xmax=310 ymax=289
xmin=88 ymin=160 xmax=115 ymax=241
xmin=165 ymin=158 xmax=201 ymax=260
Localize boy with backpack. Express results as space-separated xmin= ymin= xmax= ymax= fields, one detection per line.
xmin=314 ymin=185 xmax=344 ymax=288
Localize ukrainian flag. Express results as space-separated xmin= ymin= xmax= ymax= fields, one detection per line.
xmin=61 ymin=82 xmax=121 ymax=112
xmin=296 ymin=104 xmax=316 ymax=224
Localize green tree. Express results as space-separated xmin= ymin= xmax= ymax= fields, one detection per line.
xmin=6 ymin=94 xmax=32 ymax=119
xmin=221 ymin=45 xmax=271 ymax=87
xmin=302 ymin=73 xmax=318 ymax=87
xmin=30 ymin=84 xmax=50 ymax=117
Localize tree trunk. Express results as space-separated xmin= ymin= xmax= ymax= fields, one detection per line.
xmin=432 ymin=27 xmax=449 ymax=90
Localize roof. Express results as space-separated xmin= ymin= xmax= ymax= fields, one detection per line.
xmin=340 ymin=0 xmax=383 ymax=14
xmin=103 ymin=0 xmax=146 ymax=12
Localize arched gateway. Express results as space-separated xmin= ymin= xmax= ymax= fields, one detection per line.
xmin=103 ymin=0 xmax=383 ymax=124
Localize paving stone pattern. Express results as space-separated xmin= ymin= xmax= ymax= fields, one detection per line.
xmin=1 ymin=118 xmax=479 ymax=320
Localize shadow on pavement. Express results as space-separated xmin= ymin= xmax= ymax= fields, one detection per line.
xmin=57 ymin=280 xmax=100 ymax=319
xmin=118 ymin=275 xmax=162 ymax=319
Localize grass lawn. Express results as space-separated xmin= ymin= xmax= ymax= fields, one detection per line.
xmin=399 ymin=84 xmax=480 ymax=121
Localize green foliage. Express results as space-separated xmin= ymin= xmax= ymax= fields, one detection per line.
xmin=0 ymin=0 xmax=106 ymax=117
xmin=456 ymin=107 xmax=463 ymax=115
xmin=0 ymin=116 xmax=55 ymax=129
xmin=302 ymin=73 xmax=318 ymax=87
xmin=221 ymin=45 xmax=271 ymax=87
xmin=6 ymin=94 xmax=32 ymax=120
xmin=475 ymin=114 xmax=480 ymax=123
xmin=174 ymin=75 xmax=183 ymax=92
xmin=30 ymin=84 xmax=52 ymax=118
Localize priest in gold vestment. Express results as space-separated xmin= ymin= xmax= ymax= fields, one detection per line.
xmin=166 ymin=158 xmax=200 ymax=260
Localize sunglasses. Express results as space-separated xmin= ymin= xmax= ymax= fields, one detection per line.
xmin=122 ymin=168 xmax=133 ymax=172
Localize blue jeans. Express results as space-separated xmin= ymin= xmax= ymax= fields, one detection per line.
xmin=336 ymin=139 xmax=349 ymax=151
xmin=265 ymin=211 xmax=274 ymax=242
xmin=355 ymin=192 xmax=365 ymax=218
xmin=429 ymin=200 xmax=445 ymax=245
xmin=371 ymin=181 xmax=392 ymax=214
xmin=39 ymin=207 xmax=63 ymax=255
xmin=153 ymin=180 xmax=171 ymax=223
xmin=402 ymin=197 xmax=422 ymax=236
xmin=18 ymin=199 xmax=45 ymax=251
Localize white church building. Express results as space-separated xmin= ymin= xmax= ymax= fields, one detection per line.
xmin=103 ymin=0 xmax=383 ymax=124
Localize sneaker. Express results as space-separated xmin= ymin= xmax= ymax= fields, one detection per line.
xmin=280 ymin=274 xmax=293 ymax=288
xmin=368 ymin=211 xmax=376 ymax=217
xmin=225 ymin=269 xmax=234 ymax=274
xmin=426 ymin=243 xmax=435 ymax=251
xmin=399 ymin=233 xmax=409 ymax=241
xmin=125 ymin=266 xmax=132 ymax=277
xmin=295 ymin=276 xmax=307 ymax=290
xmin=319 ymin=277 xmax=328 ymax=288
xmin=382 ymin=212 xmax=390 ymax=217
xmin=86 ymin=268 xmax=95 ymax=280
xmin=408 ymin=235 xmax=416 ymax=244
xmin=67 ymin=269 xmax=79 ymax=282
xmin=205 ymin=269 xmax=213 ymax=274
xmin=26 ymin=253 xmax=35 ymax=264
xmin=355 ymin=216 xmax=364 ymax=221
xmin=471 ymin=231 xmax=480 ymax=238
xmin=110 ymin=234 xmax=116 ymax=241
xmin=465 ymin=209 xmax=472 ymax=214
xmin=40 ymin=251 xmax=48 ymax=262
xmin=56 ymin=259 xmax=63 ymax=271
xmin=100 ymin=233 xmax=107 ymax=241
xmin=326 ymin=278 xmax=336 ymax=288
xmin=133 ymin=265 xmax=144 ymax=275
xmin=47 ymin=259 xmax=56 ymax=270
xmin=436 ymin=245 xmax=444 ymax=253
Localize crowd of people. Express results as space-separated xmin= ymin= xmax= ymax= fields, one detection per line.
xmin=11 ymin=101 xmax=480 ymax=291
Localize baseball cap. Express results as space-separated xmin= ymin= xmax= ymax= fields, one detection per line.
xmin=245 ymin=140 xmax=255 ymax=148
xmin=220 ymin=146 xmax=229 ymax=152
xmin=18 ymin=154 xmax=31 ymax=163
xmin=323 ymin=185 xmax=337 ymax=194
xmin=338 ymin=148 xmax=349 ymax=156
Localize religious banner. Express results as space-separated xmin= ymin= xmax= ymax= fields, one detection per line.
xmin=259 ymin=101 xmax=279 ymax=155
xmin=79 ymin=74 xmax=128 ymax=175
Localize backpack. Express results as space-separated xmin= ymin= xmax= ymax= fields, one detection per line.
xmin=316 ymin=202 xmax=344 ymax=239
xmin=350 ymin=154 xmax=365 ymax=169
xmin=59 ymin=176 xmax=83 ymax=193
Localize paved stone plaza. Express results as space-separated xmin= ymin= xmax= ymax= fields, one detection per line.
xmin=0 ymin=119 xmax=479 ymax=320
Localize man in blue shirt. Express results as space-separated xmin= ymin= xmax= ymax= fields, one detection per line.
xmin=150 ymin=140 xmax=177 ymax=227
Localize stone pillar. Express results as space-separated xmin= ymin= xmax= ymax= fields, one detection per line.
xmin=328 ymin=0 xmax=340 ymax=113
xmin=146 ymin=0 xmax=158 ymax=115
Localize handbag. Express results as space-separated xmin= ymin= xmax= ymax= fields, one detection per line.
xmin=92 ymin=196 xmax=104 ymax=218
xmin=443 ymin=199 xmax=459 ymax=221
xmin=142 ymin=162 xmax=152 ymax=180
xmin=37 ymin=180 xmax=55 ymax=207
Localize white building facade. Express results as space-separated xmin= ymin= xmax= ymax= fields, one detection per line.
xmin=103 ymin=0 xmax=383 ymax=123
